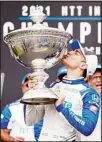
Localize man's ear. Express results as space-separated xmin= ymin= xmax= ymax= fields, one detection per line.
xmin=79 ymin=62 xmax=88 ymax=70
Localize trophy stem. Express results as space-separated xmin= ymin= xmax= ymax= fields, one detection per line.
xmin=30 ymin=59 xmax=49 ymax=89
xmin=20 ymin=59 xmax=58 ymax=105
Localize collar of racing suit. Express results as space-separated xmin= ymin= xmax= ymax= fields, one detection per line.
xmin=62 ymin=77 xmax=85 ymax=84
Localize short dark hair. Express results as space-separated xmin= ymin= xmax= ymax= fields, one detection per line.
xmin=95 ymin=68 xmax=101 ymax=73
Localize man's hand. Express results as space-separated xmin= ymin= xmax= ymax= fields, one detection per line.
xmin=57 ymin=48 xmax=68 ymax=60
xmin=55 ymin=96 xmax=65 ymax=107
xmin=27 ymin=74 xmax=38 ymax=88
xmin=1 ymin=129 xmax=24 ymax=142
xmin=21 ymin=74 xmax=38 ymax=94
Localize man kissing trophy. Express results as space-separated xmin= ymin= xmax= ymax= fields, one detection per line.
xmin=4 ymin=6 xmax=72 ymax=105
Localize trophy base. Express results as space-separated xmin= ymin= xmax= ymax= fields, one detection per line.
xmin=20 ymin=79 xmax=58 ymax=105
xmin=20 ymin=98 xmax=57 ymax=105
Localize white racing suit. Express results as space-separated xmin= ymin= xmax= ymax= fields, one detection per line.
xmin=25 ymin=77 xmax=100 ymax=141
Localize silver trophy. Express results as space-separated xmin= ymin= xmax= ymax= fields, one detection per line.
xmin=4 ymin=6 xmax=72 ymax=105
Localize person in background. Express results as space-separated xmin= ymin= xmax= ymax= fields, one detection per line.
xmin=49 ymin=66 xmax=67 ymax=88
xmin=87 ymin=64 xmax=101 ymax=95
xmin=76 ymin=64 xmax=101 ymax=141
xmin=24 ymin=39 xmax=100 ymax=141
xmin=56 ymin=66 xmax=67 ymax=82
xmin=1 ymin=74 xmax=42 ymax=141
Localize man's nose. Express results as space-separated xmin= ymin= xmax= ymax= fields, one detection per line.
xmin=97 ymin=76 xmax=101 ymax=82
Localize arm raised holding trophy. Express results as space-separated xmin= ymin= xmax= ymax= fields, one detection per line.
xmin=4 ymin=6 xmax=100 ymax=141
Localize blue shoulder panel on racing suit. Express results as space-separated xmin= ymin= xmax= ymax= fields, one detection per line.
xmin=56 ymin=87 xmax=100 ymax=136
xmin=1 ymin=105 xmax=12 ymax=129
xmin=1 ymin=99 xmax=21 ymax=129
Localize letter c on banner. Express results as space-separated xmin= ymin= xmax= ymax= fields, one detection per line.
xmin=3 ymin=22 xmax=14 ymax=37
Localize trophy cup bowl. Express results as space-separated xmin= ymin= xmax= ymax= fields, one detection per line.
xmin=4 ymin=6 xmax=72 ymax=105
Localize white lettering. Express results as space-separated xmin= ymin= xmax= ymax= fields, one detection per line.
xmin=45 ymin=6 xmax=50 ymax=16
xmin=22 ymin=5 xmax=50 ymax=16
xmin=3 ymin=22 xmax=14 ymax=37
xmin=42 ymin=22 xmax=49 ymax=27
xmin=30 ymin=6 xmax=36 ymax=15
xmin=94 ymin=6 xmax=101 ymax=16
xmin=58 ymin=22 xmax=73 ymax=35
xmin=22 ymin=5 xmax=28 ymax=16
xmin=89 ymin=6 xmax=93 ymax=16
xmin=61 ymin=6 xmax=82 ymax=16
xmin=97 ymin=22 xmax=101 ymax=43
xmin=69 ymin=6 xmax=75 ymax=16
xmin=89 ymin=6 xmax=101 ymax=16
xmin=21 ymin=22 xmax=33 ymax=29
xmin=61 ymin=6 xmax=68 ymax=16
xmin=77 ymin=6 xmax=83 ymax=16
xmin=80 ymin=22 xmax=91 ymax=43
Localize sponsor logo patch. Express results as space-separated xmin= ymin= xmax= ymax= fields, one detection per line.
xmin=90 ymin=105 xmax=98 ymax=113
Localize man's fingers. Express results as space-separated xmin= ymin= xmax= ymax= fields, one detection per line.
xmin=28 ymin=74 xmax=38 ymax=82
xmin=28 ymin=79 xmax=38 ymax=88
xmin=55 ymin=96 xmax=65 ymax=107
xmin=59 ymin=48 xmax=68 ymax=60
